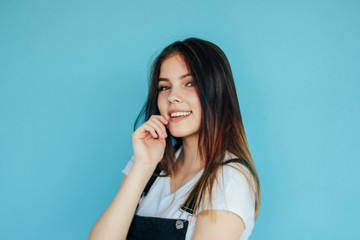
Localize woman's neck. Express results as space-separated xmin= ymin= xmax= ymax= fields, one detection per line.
xmin=177 ymin=134 xmax=204 ymax=173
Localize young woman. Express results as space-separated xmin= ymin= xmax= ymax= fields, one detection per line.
xmin=89 ymin=38 xmax=260 ymax=240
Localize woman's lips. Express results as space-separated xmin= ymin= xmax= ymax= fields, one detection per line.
xmin=169 ymin=112 xmax=192 ymax=122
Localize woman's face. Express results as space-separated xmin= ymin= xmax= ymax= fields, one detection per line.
xmin=157 ymin=54 xmax=201 ymax=139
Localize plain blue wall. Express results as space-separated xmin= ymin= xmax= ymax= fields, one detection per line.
xmin=1 ymin=0 xmax=359 ymax=239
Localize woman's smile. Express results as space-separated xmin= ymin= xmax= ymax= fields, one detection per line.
xmin=168 ymin=109 xmax=193 ymax=122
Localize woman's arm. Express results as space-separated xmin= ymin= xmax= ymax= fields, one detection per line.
xmin=191 ymin=210 xmax=245 ymax=240
xmin=88 ymin=161 xmax=156 ymax=240
xmin=89 ymin=115 xmax=168 ymax=240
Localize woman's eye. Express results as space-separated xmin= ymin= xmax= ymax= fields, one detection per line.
xmin=158 ymin=86 xmax=170 ymax=91
xmin=186 ymin=81 xmax=195 ymax=87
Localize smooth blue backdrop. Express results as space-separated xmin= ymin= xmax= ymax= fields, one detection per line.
xmin=1 ymin=0 xmax=359 ymax=239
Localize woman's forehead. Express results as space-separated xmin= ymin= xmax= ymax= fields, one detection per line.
xmin=159 ymin=54 xmax=192 ymax=80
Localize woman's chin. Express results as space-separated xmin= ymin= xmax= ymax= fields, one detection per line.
xmin=168 ymin=128 xmax=199 ymax=139
xmin=168 ymin=129 xmax=186 ymax=138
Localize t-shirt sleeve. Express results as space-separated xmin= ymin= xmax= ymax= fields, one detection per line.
xmin=199 ymin=164 xmax=256 ymax=229
xmin=122 ymin=156 xmax=135 ymax=175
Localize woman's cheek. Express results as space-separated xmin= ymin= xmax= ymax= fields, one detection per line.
xmin=157 ymin=94 xmax=168 ymax=116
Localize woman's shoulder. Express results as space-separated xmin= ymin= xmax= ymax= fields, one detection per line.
xmin=220 ymin=152 xmax=253 ymax=186
xmin=209 ymin=152 xmax=256 ymax=211
xmin=199 ymin=152 xmax=256 ymax=230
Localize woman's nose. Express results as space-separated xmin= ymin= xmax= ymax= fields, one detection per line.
xmin=168 ymin=89 xmax=183 ymax=103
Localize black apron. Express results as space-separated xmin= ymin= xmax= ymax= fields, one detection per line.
xmin=126 ymin=158 xmax=246 ymax=240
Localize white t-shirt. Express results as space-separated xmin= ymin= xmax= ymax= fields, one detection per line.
xmin=122 ymin=147 xmax=255 ymax=240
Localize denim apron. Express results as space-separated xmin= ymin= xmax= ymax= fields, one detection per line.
xmin=126 ymin=158 xmax=246 ymax=240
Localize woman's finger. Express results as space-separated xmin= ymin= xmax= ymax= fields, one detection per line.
xmin=146 ymin=120 xmax=167 ymax=138
xmin=158 ymin=115 xmax=169 ymax=125
xmin=149 ymin=115 xmax=168 ymax=125
xmin=149 ymin=117 xmax=167 ymax=136
xmin=142 ymin=124 xmax=158 ymax=139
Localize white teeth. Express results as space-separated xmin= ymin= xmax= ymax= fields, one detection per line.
xmin=170 ymin=111 xmax=192 ymax=118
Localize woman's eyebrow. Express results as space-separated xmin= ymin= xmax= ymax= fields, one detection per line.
xmin=158 ymin=73 xmax=192 ymax=82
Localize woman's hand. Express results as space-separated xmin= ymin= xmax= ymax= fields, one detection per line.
xmin=132 ymin=115 xmax=169 ymax=167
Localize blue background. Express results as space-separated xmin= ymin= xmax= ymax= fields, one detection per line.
xmin=1 ymin=0 xmax=359 ymax=239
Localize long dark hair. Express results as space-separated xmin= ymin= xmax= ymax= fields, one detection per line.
xmin=134 ymin=37 xmax=260 ymax=219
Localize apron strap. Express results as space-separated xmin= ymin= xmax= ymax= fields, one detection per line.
xmin=142 ymin=163 xmax=162 ymax=197
xmin=180 ymin=158 xmax=247 ymax=214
